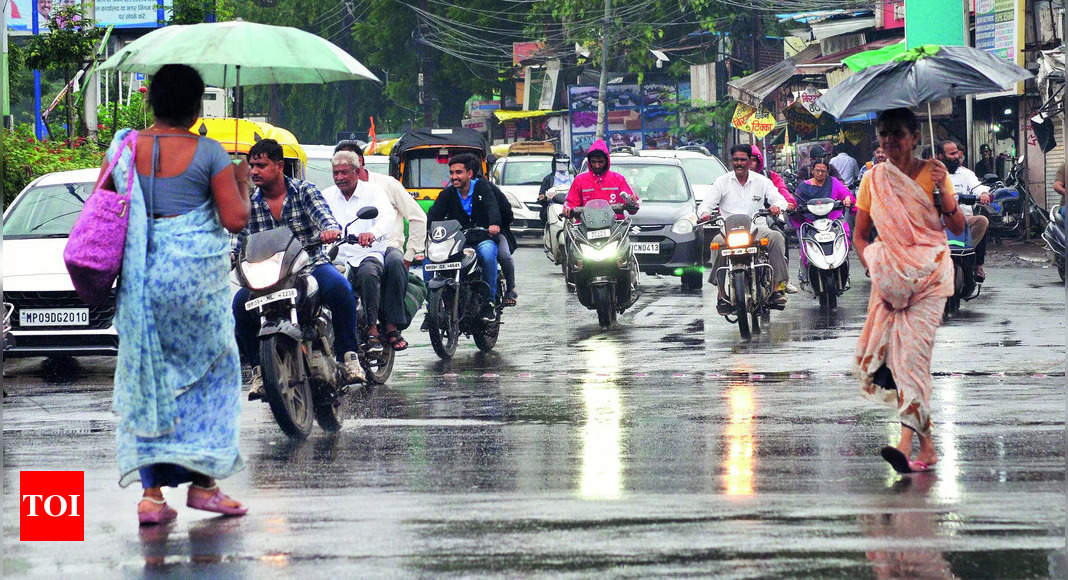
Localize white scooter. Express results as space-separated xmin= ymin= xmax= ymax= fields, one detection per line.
xmin=542 ymin=187 xmax=569 ymax=272
xmin=793 ymin=197 xmax=850 ymax=312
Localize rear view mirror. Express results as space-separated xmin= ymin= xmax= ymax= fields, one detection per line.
xmin=356 ymin=206 xmax=379 ymax=220
xmin=552 ymin=192 xmax=568 ymax=204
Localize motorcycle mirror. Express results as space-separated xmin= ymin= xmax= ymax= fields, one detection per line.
xmin=328 ymin=246 xmax=340 ymax=261
xmin=356 ymin=206 xmax=379 ymax=220
xmin=552 ymin=192 xmax=568 ymax=204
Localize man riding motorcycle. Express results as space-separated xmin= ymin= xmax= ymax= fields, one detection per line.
xmin=233 ymin=139 xmax=365 ymax=400
xmin=425 ymin=153 xmax=503 ymax=322
xmin=937 ymin=140 xmax=991 ymax=280
xmin=698 ymin=144 xmax=792 ymax=314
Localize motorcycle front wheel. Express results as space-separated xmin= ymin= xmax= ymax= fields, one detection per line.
xmin=427 ymin=287 xmax=459 ymax=359
xmin=592 ymin=284 xmax=614 ymax=329
xmin=732 ymin=270 xmax=751 ymax=341
xmin=260 ymin=335 xmax=314 ymax=439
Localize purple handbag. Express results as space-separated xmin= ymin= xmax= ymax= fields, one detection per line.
xmin=64 ymin=131 xmax=138 ymax=306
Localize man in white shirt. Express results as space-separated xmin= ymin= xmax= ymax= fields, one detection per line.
xmin=937 ymin=140 xmax=991 ymax=280
xmin=829 ymin=147 xmax=861 ymax=188
xmin=332 ymin=141 xmax=427 ymax=350
xmin=698 ymin=144 xmax=793 ymax=313
xmin=323 ymin=150 xmax=404 ymax=351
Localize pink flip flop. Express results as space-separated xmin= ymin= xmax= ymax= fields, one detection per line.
xmin=187 ymin=485 xmax=248 ymax=516
xmin=138 ymin=497 xmax=178 ymax=526
xmin=908 ymin=460 xmax=934 ymax=473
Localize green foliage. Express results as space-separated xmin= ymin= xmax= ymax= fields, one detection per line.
xmin=24 ymin=4 xmax=102 ymax=73
xmin=2 ymin=124 xmax=105 ymax=206
xmin=670 ymin=98 xmax=736 ymax=146
xmin=169 ymin=0 xmax=236 ymax=25
xmin=95 ymin=92 xmax=153 ymax=144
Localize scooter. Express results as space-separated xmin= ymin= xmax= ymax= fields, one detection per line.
xmin=542 ymin=189 xmax=569 ymax=271
xmin=423 ymin=220 xmax=506 ymax=359
xmin=235 ymin=210 xmax=380 ymax=439
xmin=707 ymin=209 xmax=779 ymax=341
xmin=1041 ymin=205 xmax=1065 ymax=282
xmin=565 ymin=198 xmax=639 ymax=329
xmin=793 ymin=198 xmax=850 ymax=312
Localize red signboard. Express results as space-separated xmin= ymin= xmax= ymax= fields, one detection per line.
xmin=882 ymin=0 xmax=905 ymax=29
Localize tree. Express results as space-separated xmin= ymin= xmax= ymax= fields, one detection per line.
xmin=24 ymin=3 xmax=103 ymax=141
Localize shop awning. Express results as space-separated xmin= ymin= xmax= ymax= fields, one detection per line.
xmin=493 ymin=109 xmax=566 ymax=122
xmin=727 ymin=45 xmax=820 ymax=108
xmin=809 ymin=16 xmax=876 ymax=42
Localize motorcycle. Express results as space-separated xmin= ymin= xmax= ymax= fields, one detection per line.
xmin=707 ymin=209 xmax=780 ymax=341
xmin=1041 ymin=205 xmax=1065 ymax=282
xmin=423 ymin=220 xmax=505 ymax=359
xmin=564 ymin=198 xmax=639 ymax=329
xmin=542 ymin=189 xmax=569 ymax=271
xmin=329 ymin=213 xmax=396 ymax=385
xmin=792 ymin=198 xmax=850 ymax=312
xmin=934 ymin=194 xmax=981 ymax=318
xmin=979 ymin=157 xmax=1049 ymax=240
xmin=234 ymin=210 xmax=379 ymax=439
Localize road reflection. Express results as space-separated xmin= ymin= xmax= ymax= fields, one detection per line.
xmin=723 ymin=381 xmax=755 ymax=496
xmin=861 ymin=474 xmax=955 ymax=579
xmin=579 ymin=336 xmax=623 ymax=499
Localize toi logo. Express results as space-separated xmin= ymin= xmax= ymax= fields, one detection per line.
xmin=20 ymin=471 xmax=84 ymax=541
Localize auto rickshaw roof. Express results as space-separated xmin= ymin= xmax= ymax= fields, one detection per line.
xmin=194 ymin=117 xmax=306 ymax=163
xmin=392 ymin=127 xmax=488 ymax=156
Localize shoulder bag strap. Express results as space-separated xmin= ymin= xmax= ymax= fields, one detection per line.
xmin=94 ymin=130 xmax=138 ymax=195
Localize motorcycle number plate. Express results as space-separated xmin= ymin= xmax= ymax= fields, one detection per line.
xmin=424 ymin=261 xmax=462 ymax=272
xmin=632 ymin=242 xmax=660 ymax=254
xmin=245 ymin=288 xmax=298 ymax=311
xmin=587 ymin=228 xmax=611 ymax=240
xmin=814 ymin=231 xmax=836 ymax=243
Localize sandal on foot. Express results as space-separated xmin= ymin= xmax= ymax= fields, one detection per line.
xmin=138 ymin=496 xmax=178 ymax=526
xmin=502 ymin=297 xmax=517 ymax=307
xmin=187 ymin=485 xmax=248 ymax=517
xmin=908 ymin=460 xmax=933 ymax=473
xmin=365 ymin=334 xmax=384 ymax=353
xmin=385 ymin=330 xmax=408 ymax=352
xmin=880 ymin=446 xmax=913 ymax=474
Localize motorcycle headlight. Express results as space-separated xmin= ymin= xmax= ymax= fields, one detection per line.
xmin=671 ymin=215 xmax=696 ymax=235
xmin=582 ymin=241 xmax=620 ymax=261
xmin=427 ymin=240 xmax=456 ymax=263
xmin=240 ymin=251 xmax=285 ymax=290
xmin=726 ymin=231 xmax=751 ymax=248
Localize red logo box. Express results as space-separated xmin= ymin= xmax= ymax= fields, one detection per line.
xmin=20 ymin=471 xmax=84 ymax=541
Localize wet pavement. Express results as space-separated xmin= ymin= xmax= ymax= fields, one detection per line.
xmin=4 ymin=239 xmax=1066 ymax=577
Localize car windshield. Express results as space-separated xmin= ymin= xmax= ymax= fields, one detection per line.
xmin=403 ymin=153 xmax=455 ymax=189
xmin=365 ymin=160 xmax=389 ymax=176
xmin=677 ymin=157 xmax=727 ymax=185
xmin=613 ymin=164 xmax=691 ymax=203
xmin=501 ymin=159 xmax=552 ymax=186
xmin=4 ymin=181 xmax=93 ymax=239
xmin=305 ymin=157 xmax=333 ymax=190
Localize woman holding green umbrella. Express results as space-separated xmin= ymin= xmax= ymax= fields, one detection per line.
xmin=852 ymin=108 xmax=965 ymax=474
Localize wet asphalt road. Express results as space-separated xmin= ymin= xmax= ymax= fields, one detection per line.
xmin=3 ymin=239 xmax=1066 ymax=578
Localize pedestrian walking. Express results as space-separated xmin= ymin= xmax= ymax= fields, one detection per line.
xmin=851 ymin=108 xmax=965 ymax=475
xmin=101 ymin=64 xmax=252 ymax=524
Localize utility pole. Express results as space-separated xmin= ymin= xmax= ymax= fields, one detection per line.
xmin=595 ymin=0 xmax=611 ymax=140
xmin=341 ymin=0 xmax=357 ymax=134
xmin=2 ymin=0 xmax=10 ymax=129
xmin=32 ymin=0 xmax=44 ymax=139
xmin=83 ymin=0 xmax=99 ymax=141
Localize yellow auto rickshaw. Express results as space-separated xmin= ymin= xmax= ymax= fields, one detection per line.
xmin=193 ymin=117 xmax=308 ymax=180
xmin=389 ymin=128 xmax=488 ymax=212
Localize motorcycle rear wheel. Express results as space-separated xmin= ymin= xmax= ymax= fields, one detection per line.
xmin=260 ymin=335 xmax=314 ymax=439
xmin=362 ymin=344 xmax=395 ymax=385
xmin=732 ymin=271 xmax=751 ymax=341
xmin=427 ymin=288 xmax=459 ymax=359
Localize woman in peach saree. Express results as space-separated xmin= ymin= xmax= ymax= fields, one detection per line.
xmin=852 ymin=108 xmax=965 ymax=474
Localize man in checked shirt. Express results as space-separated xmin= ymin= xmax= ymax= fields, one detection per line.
xmin=233 ymin=139 xmax=365 ymax=399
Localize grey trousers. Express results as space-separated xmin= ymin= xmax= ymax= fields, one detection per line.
xmin=379 ymin=247 xmax=408 ymax=326
xmin=495 ymin=234 xmax=516 ymax=296
xmin=711 ymin=224 xmax=788 ymax=287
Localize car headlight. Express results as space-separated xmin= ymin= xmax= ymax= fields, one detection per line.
xmin=726 ymin=231 xmax=751 ymax=248
xmin=427 ymin=240 xmax=455 ymax=263
xmin=582 ymin=241 xmax=620 ymax=261
xmin=240 ymin=251 xmax=285 ymax=290
xmin=671 ymin=215 xmax=696 ymax=235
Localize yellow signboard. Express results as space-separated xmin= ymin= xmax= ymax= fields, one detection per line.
xmin=731 ymin=103 xmax=776 ymax=138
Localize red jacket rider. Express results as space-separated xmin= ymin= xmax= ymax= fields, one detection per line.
xmin=563 ymin=139 xmax=640 ymax=218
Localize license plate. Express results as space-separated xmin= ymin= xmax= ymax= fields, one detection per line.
xmin=424 ymin=261 xmax=461 ymax=272
xmin=721 ymin=247 xmax=757 ymax=256
xmin=244 ymin=288 xmax=298 ymax=311
xmin=814 ymin=231 xmax=836 ymax=243
xmin=632 ymin=242 xmax=660 ymax=254
xmin=19 ymin=308 xmax=89 ymax=327
xmin=587 ymin=228 xmax=610 ymax=240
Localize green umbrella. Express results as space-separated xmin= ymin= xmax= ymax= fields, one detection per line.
xmin=99 ymin=20 xmax=380 ymax=87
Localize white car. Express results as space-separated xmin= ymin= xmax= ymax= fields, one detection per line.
xmin=3 ymin=168 xmax=119 ymax=358
xmin=636 ymin=148 xmax=728 ymax=206
xmin=304 ymin=144 xmax=390 ymax=192
xmin=490 ymin=154 xmax=560 ymax=236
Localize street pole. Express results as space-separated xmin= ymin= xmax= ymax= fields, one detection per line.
xmin=32 ymin=0 xmax=44 ymax=140
xmin=2 ymin=0 xmax=9 ymax=129
xmin=595 ymin=0 xmax=610 ymax=140
xmin=964 ymin=0 xmax=973 ymax=177
xmin=83 ymin=0 xmax=99 ymax=141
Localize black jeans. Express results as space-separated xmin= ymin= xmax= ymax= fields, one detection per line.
xmin=380 ymin=247 xmax=409 ymax=326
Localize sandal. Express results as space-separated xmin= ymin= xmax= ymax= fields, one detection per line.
xmin=502 ymin=297 xmax=517 ymax=307
xmin=385 ymin=330 xmax=408 ymax=351
xmin=187 ymin=484 xmax=247 ymax=516
xmin=365 ymin=334 xmax=384 ymax=353
xmin=138 ymin=496 xmax=178 ymax=526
